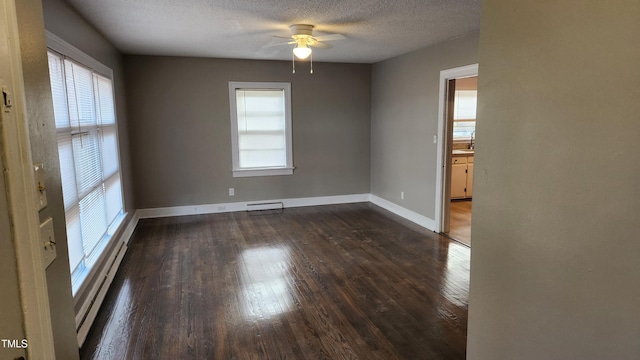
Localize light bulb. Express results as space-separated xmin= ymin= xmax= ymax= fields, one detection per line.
xmin=293 ymin=46 xmax=312 ymax=59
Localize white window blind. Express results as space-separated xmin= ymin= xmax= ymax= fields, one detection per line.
xmin=453 ymin=90 xmax=477 ymax=140
xmin=47 ymin=51 xmax=124 ymax=292
xmin=229 ymin=82 xmax=293 ymax=177
xmin=236 ymin=90 xmax=287 ymax=168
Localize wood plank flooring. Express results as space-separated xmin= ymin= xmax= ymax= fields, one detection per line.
xmin=80 ymin=203 xmax=470 ymax=360
xmin=448 ymin=201 xmax=472 ymax=246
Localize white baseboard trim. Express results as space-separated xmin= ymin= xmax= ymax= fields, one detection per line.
xmin=137 ymin=193 xmax=372 ymax=219
xmin=121 ymin=210 xmax=140 ymax=245
xmin=370 ymin=195 xmax=437 ymax=232
xmin=76 ymin=211 xmax=140 ymax=347
xmin=136 ymin=193 xmax=437 ymax=233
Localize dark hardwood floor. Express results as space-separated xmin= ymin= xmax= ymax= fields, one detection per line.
xmin=80 ymin=203 xmax=470 ymax=360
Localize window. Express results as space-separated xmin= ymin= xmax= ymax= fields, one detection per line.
xmin=47 ymin=49 xmax=124 ymax=294
xmin=229 ymin=82 xmax=293 ymax=177
xmin=452 ymin=89 xmax=478 ymax=141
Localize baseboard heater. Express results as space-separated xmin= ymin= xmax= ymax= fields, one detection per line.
xmin=76 ymin=240 xmax=128 ymax=346
xmin=246 ymin=201 xmax=284 ymax=211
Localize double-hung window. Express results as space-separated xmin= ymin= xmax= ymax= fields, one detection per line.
xmin=47 ymin=48 xmax=124 ymax=294
xmin=452 ymin=89 xmax=478 ymax=140
xmin=229 ymin=82 xmax=294 ymax=177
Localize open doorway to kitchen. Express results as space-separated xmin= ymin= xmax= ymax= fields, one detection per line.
xmin=435 ymin=64 xmax=478 ymax=247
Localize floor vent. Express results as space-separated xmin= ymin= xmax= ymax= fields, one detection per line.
xmin=246 ymin=202 xmax=284 ymax=211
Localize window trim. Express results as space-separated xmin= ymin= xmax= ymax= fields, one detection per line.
xmin=228 ymin=81 xmax=294 ymax=177
xmin=46 ymin=31 xmax=112 ymax=79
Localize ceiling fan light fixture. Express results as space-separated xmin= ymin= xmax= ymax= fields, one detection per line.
xmin=293 ymin=45 xmax=312 ymax=59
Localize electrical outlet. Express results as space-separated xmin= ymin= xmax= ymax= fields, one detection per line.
xmin=401 ymin=191 xmax=405 ymax=200
xmin=229 ymin=188 xmax=235 ymax=196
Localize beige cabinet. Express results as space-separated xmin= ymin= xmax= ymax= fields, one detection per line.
xmin=451 ymin=155 xmax=474 ymax=199
xmin=467 ymin=163 xmax=474 ymax=197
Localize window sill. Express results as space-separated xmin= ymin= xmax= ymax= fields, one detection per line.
xmin=71 ymin=211 xmax=127 ymax=298
xmin=233 ymin=167 xmax=294 ymax=178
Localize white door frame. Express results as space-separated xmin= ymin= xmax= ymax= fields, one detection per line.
xmin=0 ymin=0 xmax=56 ymax=358
xmin=434 ymin=63 xmax=478 ymax=233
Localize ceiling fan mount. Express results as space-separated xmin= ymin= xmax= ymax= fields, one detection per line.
xmin=290 ymin=24 xmax=315 ymax=38
xmin=290 ymin=24 xmax=318 ymax=50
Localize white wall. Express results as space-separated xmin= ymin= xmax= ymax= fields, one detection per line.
xmin=467 ymin=1 xmax=640 ymax=359
xmin=371 ymin=32 xmax=479 ymax=223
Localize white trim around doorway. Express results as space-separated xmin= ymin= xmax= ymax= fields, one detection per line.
xmin=434 ymin=64 xmax=478 ymax=233
xmin=0 ymin=1 xmax=56 ymax=358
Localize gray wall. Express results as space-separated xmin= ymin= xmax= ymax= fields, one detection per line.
xmin=370 ymin=32 xmax=479 ymax=220
xmin=467 ymin=2 xmax=640 ymax=359
xmin=125 ymin=56 xmax=371 ymax=209
xmin=15 ymin=0 xmax=79 ymax=358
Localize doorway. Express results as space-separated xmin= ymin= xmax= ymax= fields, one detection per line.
xmin=435 ymin=64 xmax=478 ymax=246
xmin=0 ymin=0 xmax=56 ymax=356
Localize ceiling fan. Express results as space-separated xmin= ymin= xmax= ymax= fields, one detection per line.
xmin=268 ymin=24 xmax=347 ymax=73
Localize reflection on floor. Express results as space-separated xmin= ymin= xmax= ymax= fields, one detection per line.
xmin=449 ymin=200 xmax=472 ymax=246
xmin=80 ymin=203 xmax=470 ymax=360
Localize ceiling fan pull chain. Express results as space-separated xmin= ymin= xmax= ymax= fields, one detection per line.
xmin=310 ymin=52 xmax=313 ymax=74
xmin=292 ymin=52 xmax=296 ymax=74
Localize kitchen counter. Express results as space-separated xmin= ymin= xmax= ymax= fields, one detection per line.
xmin=452 ymin=149 xmax=475 ymax=157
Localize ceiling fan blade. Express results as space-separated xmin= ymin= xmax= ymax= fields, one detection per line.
xmin=263 ymin=41 xmax=292 ymax=48
xmin=310 ymin=41 xmax=332 ymax=49
xmin=313 ymin=34 xmax=347 ymax=42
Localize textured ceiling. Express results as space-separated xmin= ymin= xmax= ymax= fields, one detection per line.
xmin=65 ymin=0 xmax=481 ymax=63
